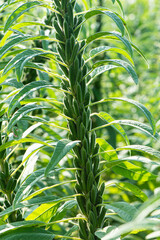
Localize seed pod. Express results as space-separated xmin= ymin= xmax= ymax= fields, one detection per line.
xmin=87 ymin=172 xmax=94 ymax=192
xmin=90 ymin=131 xmax=96 ymax=154
xmin=90 ymin=185 xmax=97 ymax=204
xmin=56 ymin=32 xmax=64 ymax=42
xmin=76 ymin=83 xmax=82 ymax=103
xmin=65 ymin=39 xmax=71 ymax=63
xmin=82 ymin=110 xmax=87 ymax=128
xmin=86 ymin=160 xmax=92 ymax=175
xmin=54 ymin=0 xmax=61 ymax=8
xmin=79 ymin=219 xmax=88 ymax=239
xmin=83 ymin=136 xmax=88 ymax=153
xmin=89 ymin=210 xmax=96 ymax=228
xmin=89 ymin=230 xmax=95 ymax=239
xmin=81 ymin=147 xmax=87 ymax=167
xmin=70 ymin=43 xmax=79 ymax=63
xmin=74 ymin=57 xmax=79 ymax=78
xmin=74 ymin=157 xmax=80 ymax=168
xmin=84 ymin=91 xmax=91 ymax=106
xmin=57 ymin=46 xmax=66 ymax=62
xmin=67 ymin=3 xmax=73 ymax=27
xmin=6 ymin=178 xmax=14 ymax=192
xmin=54 ymin=20 xmax=64 ymax=39
xmin=61 ymin=0 xmax=66 ymax=10
xmin=73 ymin=99 xmax=79 ymax=116
xmin=79 ymin=122 xmax=85 ymax=141
xmin=63 ymin=19 xmax=69 ymax=39
xmin=63 ymin=108 xmax=72 ymax=118
xmin=69 ymin=64 xmax=75 ymax=90
xmin=80 ymin=80 xmax=86 ymax=101
xmin=76 ymin=69 xmax=82 ymax=83
xmin=99 ymin=182 xmax=105 ymax=196
xmin=98 ymin=207 xmax=106 ymax=227
xmin=73 ymin=145 xmax=80 ymax=158
xmin=4 ymin=161 xmax=9 ymax=177
xmin=81 ymin=170 xmax=87 ymax=192
xmin=76 ymin=196 xmax=86 ymax=215
xmin=75 ymin=183 xmax=81 ymax=193
xmin=59 ymin=64 xmax=69 ymax=77
xmin=70 ymin=34 xmax=75 ymax=49
xmin=68 ymin=121 xmax=77 ymax=138
xmin=86 ymin=197 xmax=92 ymax=212
xmin=93 ymin=143 xmax=100 ymax=155
xmin=56 ymin=13 xmax=63 ymax=27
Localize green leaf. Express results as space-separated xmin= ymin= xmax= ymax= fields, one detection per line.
xmin=84 ymin=9 xmax=125 ymax=35
xmin=13 ymin=168 xmax=47 ymax=206
xmin=108 ymin=119 xmax=158 ymax=140
xmin=89 ymin=46 xmax=134 ymax=65
xmin=25 ymin=202 xmax=59 ymax=222
xmin=45 ymin=139 xmax=80 ymax=176
xmin=86 ymin=31 xmax=133 ymax=56
xmin=94 ymin=112 xmax=130 ymax=144
xmin=0 ymin=138 xmax=54 ymax=157
xmin=116 ymin=182 xmax=148 ymax=201
xmin=96 ymin=138 xmax=118 ymax=161
xmin=51 ymin=200 xmax=77 ymax=221
xmin=105 ymin=202 xmax=137 ymax=222
xmin=0 ymin=194 xmax=78 ymax=218
xmin=93 ymin=59 xmax=138 ymax=84
xmin=116 ymin=145 xmax=160 ymax=159
xmin=7 ymin=103 xmax=49 ymax=132
xmin=0 ymin=220 xmax=44 ymax=234
xmin=8 ymin=80 xmax=59 ymax=116
xmin=87 ymin=65 xmax=118 ymax=85
xmin=112 ymin=161 xmax=157 ymax=182
xmin=4 ymin=1 xmax=41 ymax=32
xmin=0 ymin=227 xmax=55 ymax=240
xmin=90 ymin=97 xmax=156 ymax=134
xmin=3 ymin=49 xmax=56 ymax=81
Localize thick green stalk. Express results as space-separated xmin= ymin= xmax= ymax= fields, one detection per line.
xmin=53 ymin=1 xmax=106 ymax=239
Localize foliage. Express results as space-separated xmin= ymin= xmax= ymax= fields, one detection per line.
xmin=0 ymin=0 xmax=160 ymax=239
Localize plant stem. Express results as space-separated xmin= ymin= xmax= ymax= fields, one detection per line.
xmin=53 ymin=1 xmax=106 ymax=239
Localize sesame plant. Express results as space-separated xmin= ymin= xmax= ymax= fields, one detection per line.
xmin=0 ymin=0 xmax=160 ymax=239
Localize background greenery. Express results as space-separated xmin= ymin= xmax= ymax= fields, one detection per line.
xmin=0 ymin=0 xmax=160 ymax=239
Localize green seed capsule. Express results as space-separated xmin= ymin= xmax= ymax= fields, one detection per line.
xmin=87 ymin=172 xmax=94 ymax=192
xmin=79 ymin=122 xmax=85 ymax=141
xmin=54 ymin=0 xmax=61 ymax=8
xmin=76 ymin=196 xmax=86 ymax=215
xmin=76 ymin=83 xmax=82 ymax=103
xmin=89 ymin=210 xmax=96 ymax=228
xmin=68 ymin=121 xmax=77 ymax=138
xmin=57 ymin=46 xmax=66 ymax=62
xmin=90 ymin=185 xmax=97 ymax=204
xmin=83 ymin=136 xmax=89 ymax=153
xmin=69 ymin=64 xmax=75 ymax=90
xmin=81 ymin=170 xmax=87 ymax=192
xmin=86 ymin=160 xmax=92 ymax=175
xmin=79 ymin=219 xmax=88 ymax=239
xmin=70 ymin=43 xmax=79 ymax=63
xmin=86 ymin=198 xmax=92 ymax=214
xmin=73 ymin=99 xmax=79 ymax=116
xmin=63 ymin=19 xmax=69 ymax=39
xmin=67 ymin=3 xmax=74 ymax=27
xmin=61 ymin=0 xmax=66 ymax=10
xmin=54 ymin=20 xmax=64 ymax=39
xmin=59 ymin=64 xmax=69 ymax=77
xmin=65 ymin=39 xmax=71 ymax=63
xmin=91 ymin=131 xmax=96 ymax=154
xmin=99 ymin=182 xmax=105 ymax=196
xmin=81 ymin=147 xmax=87 ymax=167
xmin=98 ymin=207 xmax=106 ymax=227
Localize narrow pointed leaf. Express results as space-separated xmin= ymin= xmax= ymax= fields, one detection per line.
xmin=84 ymin=9 xmax=125 ymax=35
xmin=4 ymin=1 xmax=41 ymax=32
xmin=7 ymin=104 xmax=49 ymax=131
xmin=86 ymin=31 xmax=133 ymax=56
xmin=45 ymin=139 xmax=80 ymax=175
xmin=93 ymin=59 xmax=138 ymax=84
xmin=8 ymin=80 xmax=59 ymax=116
xmin=105 ymin=202 xmax=137 ymax=222
xmin=116 ymin=182 xmax=148 ymax=201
